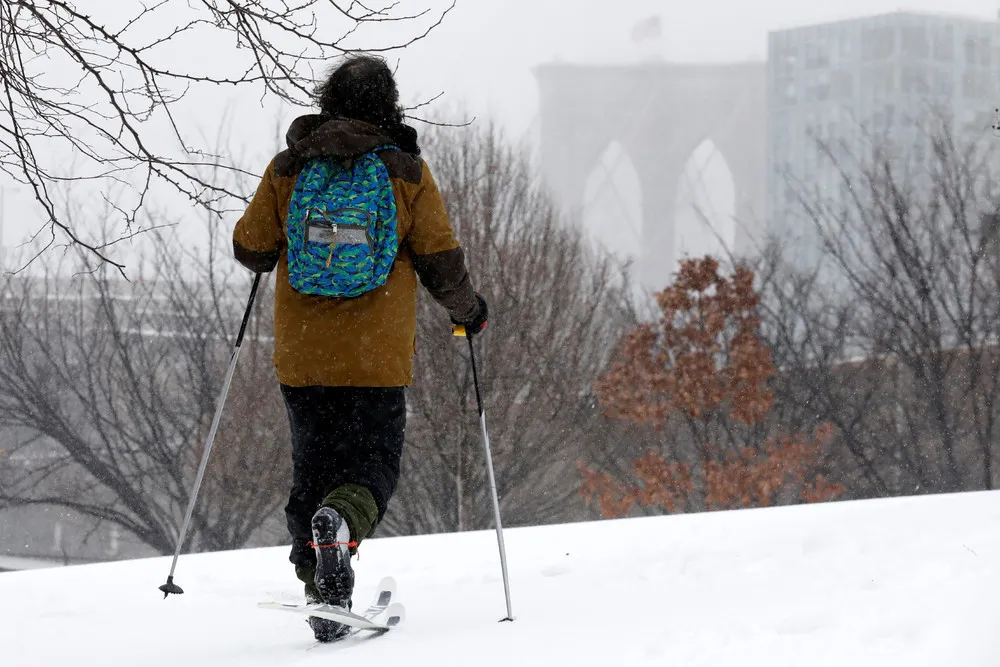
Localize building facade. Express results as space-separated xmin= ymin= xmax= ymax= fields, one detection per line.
xmin=767 ymin=12 xmax=1000 ymax=271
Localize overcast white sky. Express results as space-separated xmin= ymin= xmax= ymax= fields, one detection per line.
xmin=391 ymin=0 xmax=1000 ymax=137
xmin=2 ymin=0 xmax=998 ymax=267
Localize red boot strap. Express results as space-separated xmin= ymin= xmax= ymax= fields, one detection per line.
xmin=307 ymin=540 xmax=358 ymax=550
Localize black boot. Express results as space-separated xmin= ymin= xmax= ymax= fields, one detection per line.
xmin=309 ymin=507 xmax=355 ymax=640
xmin=304 ymin=581 xmax=350 ymax=643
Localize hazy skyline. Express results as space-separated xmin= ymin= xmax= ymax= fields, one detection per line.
xmin=391 ymin=0 xmax=1000 ymax=140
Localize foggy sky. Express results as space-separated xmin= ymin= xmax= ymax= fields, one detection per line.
xmin=1 ymin=0 xmax=997 ymax=263
xmin=396 ymin=0 xmax=999 ymax=140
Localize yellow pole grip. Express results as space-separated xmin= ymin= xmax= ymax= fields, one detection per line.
xmin=452 ymin=325 xmax=467 ymax=337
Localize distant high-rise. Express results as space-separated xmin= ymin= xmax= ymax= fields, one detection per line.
xmin=766 ymin=12 xmax=1000 ymax=271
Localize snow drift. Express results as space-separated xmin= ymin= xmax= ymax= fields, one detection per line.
xmin=1 ymin=491 xmax=998 ymax=666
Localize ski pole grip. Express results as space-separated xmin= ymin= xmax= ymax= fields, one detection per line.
xmin=453 ymin=325 xmax=467 ymax=337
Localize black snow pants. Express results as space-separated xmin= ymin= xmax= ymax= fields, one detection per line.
xmin=280 ymin=384 xmax=406 ymax=573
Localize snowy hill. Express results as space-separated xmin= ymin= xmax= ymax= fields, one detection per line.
xmin=1 ymin=492 xmax=998 ymax=666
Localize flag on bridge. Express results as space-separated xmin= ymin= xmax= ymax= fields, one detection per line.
xmin=631 ymin=15 xmax=662 ymax=44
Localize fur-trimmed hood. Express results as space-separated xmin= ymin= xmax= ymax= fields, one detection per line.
xmin=274 ymin=115 xmax=420 ymax=177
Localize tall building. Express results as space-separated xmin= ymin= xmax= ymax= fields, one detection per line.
xmin=767 ymin=12 xmax=1000 ymax=271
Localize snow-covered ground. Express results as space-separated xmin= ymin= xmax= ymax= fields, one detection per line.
xmin=1 ymin=491 xmax=998 ymax=666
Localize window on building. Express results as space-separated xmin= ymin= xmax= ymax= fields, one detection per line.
xmin=901 ymin=25 xmax=929 ymax=59
xmin=963 ymin=69 xmax=984 ymax=99
xmin=838 ymin=31 xmax=853 ymax=63
xmin=860 ymin=68 xmax=876 ymax=102
xmin=933 ymin=26 xmax=954 ymax=61
xmin=872 ymin=109 xmax=885 ymax=130
xmin=901 ymin=65 xmax=930 ymax=94
xmin=806 ymin=70 xmax=831 ymax=102
xmin=882 ymin=103 xmax=896 ymax=125
xmin=776 ymin=77 xmax=797 ymax=104
xmin=772 ymin=35 xmax=797 ymax=81
xmin=819 ymin=69 xmax=831 ymax=99
xmin=831 ymin=70 xmax=854 ymax=98
xmin=934 ymin=69 xmax=954 ymax=96
xmin=873 ymin=65 xmax=896 ymax=96
xmin=805 ymin=37 xmax=831 ymax=69
xmin=862 ymin=26 xmax=896 ymax=60
xmin=778 ymin=56 xmax=796 ymax=79
xmin=965 ymin=35 xmax=979 ymax=65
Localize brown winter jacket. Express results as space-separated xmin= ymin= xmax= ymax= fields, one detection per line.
xmin=233 ymin=115 xmax=479 ymax=387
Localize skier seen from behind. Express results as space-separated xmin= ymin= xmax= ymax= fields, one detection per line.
xmin=232 ymin=54 xmax=488 ymax=642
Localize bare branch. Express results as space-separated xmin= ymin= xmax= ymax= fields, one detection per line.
xmin=1 ymin=0 xmax=453 ymax=272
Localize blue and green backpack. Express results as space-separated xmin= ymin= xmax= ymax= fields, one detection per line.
xmin=286 ymin=147 xmax=399 ymax=298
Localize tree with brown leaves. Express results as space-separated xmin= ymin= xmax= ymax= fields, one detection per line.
xmin=581 ymin=256 xmax=843 ymax=519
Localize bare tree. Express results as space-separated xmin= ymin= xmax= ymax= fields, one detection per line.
xmin=378 ymin=123 xmax=636 ymax=536
xmin=764 ymin=114 xmax=1000 ymax=497
xmin=0 ymin=221 xmax=289 ymax=555
xmin=753 ymin=243 xmax=907 ymax=497
xmin=0 ymin=0 xmax=453 ymax=273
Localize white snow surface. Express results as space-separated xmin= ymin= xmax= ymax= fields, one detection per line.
xmin=2 ymin=491 xmax=999 ymax=666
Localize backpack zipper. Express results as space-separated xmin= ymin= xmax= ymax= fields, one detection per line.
xmin=320 ymin=222 xmax=374 ymax=268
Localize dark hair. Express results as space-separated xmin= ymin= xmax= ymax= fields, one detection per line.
xmin=314 ymin=55 xmax=404 ymax=130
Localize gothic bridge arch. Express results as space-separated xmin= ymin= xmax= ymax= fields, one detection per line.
xmin=534 ymin=61 xmax=766 ymax=288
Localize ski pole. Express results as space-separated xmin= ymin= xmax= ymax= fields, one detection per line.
xmin=159 ymin=272 xmax=263 ymax=598
xmin=454 ymin=324 xmax=514 ymax=622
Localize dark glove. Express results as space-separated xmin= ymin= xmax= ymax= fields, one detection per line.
xmin=452 ymin=293 xmax=488 ymax=336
